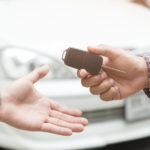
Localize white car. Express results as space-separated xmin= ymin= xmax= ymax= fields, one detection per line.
xmin=0 ymin=0 xmax=150 ymax=150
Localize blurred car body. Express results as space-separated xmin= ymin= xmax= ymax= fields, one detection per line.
xmin=0 ymin=0 xmax=150 ymax=149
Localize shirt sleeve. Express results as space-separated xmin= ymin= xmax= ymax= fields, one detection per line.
xmin=143 ymin=55 xmax=150 ymax=98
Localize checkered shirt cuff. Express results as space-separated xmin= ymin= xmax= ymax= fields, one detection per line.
xmin=144 ymin=55 xmax=150 ymax=98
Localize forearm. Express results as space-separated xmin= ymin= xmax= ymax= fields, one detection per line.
xmin=132 ymin=0 xmax=150 ymax=7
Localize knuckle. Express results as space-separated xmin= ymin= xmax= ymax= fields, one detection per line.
xmin=37 ymin=70 xmax=44 ymax=79
xmin=100 ymin=93 xmax=111 ymax=101
xmin=81 ymin=79 xmax=87 ymax=87
xmin=90 ymin=87 xmax=96 ymax=95
xmin=81 ymin=79 xmax=91 ymax=87
xmin=34 ymin=70 xmax=40 ymax=79
xmin=104 ymin=80 xmax=112 ymax=88
xmin=110 ymin=87 xmax=116 ymax=95
xmin=99 ymin=95 xmax=106 ymax=101
xmin=101 ymin=83 xmax=108 ymax=92
xmin=94 ymin=75 xmax=101 ymax=83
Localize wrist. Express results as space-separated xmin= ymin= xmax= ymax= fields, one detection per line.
xmin=135 ymin=56 xmax=149 ymax=90
xmin=141 ymin=56 xmax=149 ymax=88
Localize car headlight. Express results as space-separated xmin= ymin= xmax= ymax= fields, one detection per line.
xmin=0 ymin=46 xmax=76 ymax=80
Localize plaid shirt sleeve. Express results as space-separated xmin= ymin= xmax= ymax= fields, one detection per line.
xmin=143 ymin=55 xmax=150 ymax=98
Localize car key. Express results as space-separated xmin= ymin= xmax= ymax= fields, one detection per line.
xmin=62 ymin=47 xmax=126 ymax=75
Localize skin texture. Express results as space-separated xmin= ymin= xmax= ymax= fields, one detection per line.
xmin=0 ymin=65 xmax=88 ymax=136
xmin=131 ymin=0 xmax=150 ymax=8
xmin=77 ymin=45 xmax=149 ymax=101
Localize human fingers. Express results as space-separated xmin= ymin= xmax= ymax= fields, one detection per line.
xmin=81 ymin=72 xmax=107 ymax=87
xmin=90 ymin=78 xmax=115 ymax=95
xmin=88 ymin=44 xmax=123 ymax=60
xmin=41 ymin=123 xmax=72 ymax=136
xmin=25 ymin=65 xmax=50 ymax=83
xmin=50 ymin=100 xmax=82 ymax=116
xmin=47 ymin=117 xmax=84 ymax=132
xmin=50 ymin=110 xmax=88 ymax=126
xmin=77 ymin=69 xmax=90 ymax=79
xmin=100 ymin=86 xmax=120 ymax=101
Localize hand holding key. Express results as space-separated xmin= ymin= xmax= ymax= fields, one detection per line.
xmin=78 ymin=44 xmax=149 ymax=101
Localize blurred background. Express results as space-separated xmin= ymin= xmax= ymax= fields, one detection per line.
xmin=0 ymin=0 xmax=150 ymax=149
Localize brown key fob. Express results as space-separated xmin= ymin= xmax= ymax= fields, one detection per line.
xmin=62 ymin=47 xmax=103 ymax=75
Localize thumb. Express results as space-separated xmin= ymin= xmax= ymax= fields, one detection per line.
xmin=25 ymin=65 xmax=50 ymax=83
xmin=77 ymin=69 xmax=90 ymax=79
xmin=88 ymin=44 xmax=122 ymax=60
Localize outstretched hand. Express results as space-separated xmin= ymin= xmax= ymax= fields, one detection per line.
xmin=0 ymin=65 xmax=88 ymax=136
xmin=78 ymin=45 xmax=149 ymax=101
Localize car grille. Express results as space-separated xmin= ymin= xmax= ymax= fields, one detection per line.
xmin=82 ymin=107 xmax=124 ymax=124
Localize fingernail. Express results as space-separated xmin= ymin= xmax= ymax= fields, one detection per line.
xmin=80 ymin=70 xmax=85 ymax=77
xmin=110 ymin=79 xmax=114 ymax=84
xmin=101 ymin=72 xmax=107 ymax=79
xmin=79 ymin=71 xmax=83 ymax=77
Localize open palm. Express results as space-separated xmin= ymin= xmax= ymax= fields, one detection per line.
xmin=0 ymin=65 xmax=88 ymax=136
